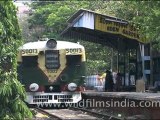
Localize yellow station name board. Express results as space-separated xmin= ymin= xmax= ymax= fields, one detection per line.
xmin=95 ymin=15 xmax=141 ymax=41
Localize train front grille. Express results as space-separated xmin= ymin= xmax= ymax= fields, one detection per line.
xmin=32 ymin=94 xmax=73 ymax=103
xmin=58 ymin=99 xmax=73 ymax=102
xmin=55 ymin=95 xmax=73 ymax=102
xmin=33 ymin=95 xmax=52 ymax=103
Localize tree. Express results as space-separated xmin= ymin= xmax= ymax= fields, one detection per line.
xmin=112 ymin=1 xmax=160 ymax=44
xmin=28 ymin=0 xmax=114 ymax=39
xmin=0 ymin=1 xmax=32 ymax=119
xmin=17 ymin=10 xmax=33 ymax=42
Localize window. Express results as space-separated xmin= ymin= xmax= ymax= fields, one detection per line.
xmin=22 ymin=56 xmax=38 ymax=67
xmin=45 ymin=50 xmax=60 ymax=69
xmin=66 ymin=55 xmax=81 ymax=65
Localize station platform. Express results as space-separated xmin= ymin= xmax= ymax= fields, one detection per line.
xmin=82 ymin=91 xmax=160 ymax=119
xmin=82 ymin=91 xmax=160 ymax=101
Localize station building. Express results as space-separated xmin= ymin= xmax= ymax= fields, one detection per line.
xmin=61 ymin=9 xmax=158 ymax=90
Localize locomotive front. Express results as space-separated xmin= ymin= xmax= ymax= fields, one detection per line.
xmin=17 ymin=38 xmax=86 ymax=105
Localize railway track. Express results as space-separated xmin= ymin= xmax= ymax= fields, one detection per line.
xmin=33 ymin=107 xmax=61 ymax=120
xmin=70 ymin=107 xmax=123 ymax=120
xmin=33 ymin=107 xmax=123 ymax=120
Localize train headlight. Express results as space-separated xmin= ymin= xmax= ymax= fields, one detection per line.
xmin=68 ymin=83 xmax=77 ymax=91
xmin=46 ymin=38 xmax=57 ymax=48
xmin=49 ymin=86 xmax=53 ymax=91
xmin=29 ymin=83 xmax=39 ymax=92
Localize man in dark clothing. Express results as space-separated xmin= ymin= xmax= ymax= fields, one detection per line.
xmin=105 ymin=70 xmax=114 ymax=92
xmin=115 ymin=73 xmax=122 ymax=91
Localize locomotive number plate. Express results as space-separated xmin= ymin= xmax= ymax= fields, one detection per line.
xmin=21 ymin=49 xmax=38 ymax=55
xmin=66 ymin=48 xmax=82 ymax=54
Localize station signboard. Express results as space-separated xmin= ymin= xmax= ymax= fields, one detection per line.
xmin=95 ymin=15 xmax=141 ymax=42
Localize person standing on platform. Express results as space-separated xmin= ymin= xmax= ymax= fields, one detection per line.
xmin=97 ymin=72 xmax=106 ymax=86
xmin=105 ymin=70 xmax=114 ymax=92
xmin=115 ymin=73 xmax=122 ymax=91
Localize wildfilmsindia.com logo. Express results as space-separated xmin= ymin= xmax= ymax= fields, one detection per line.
xmin=36 ymin=99 xmax=160 ymax=108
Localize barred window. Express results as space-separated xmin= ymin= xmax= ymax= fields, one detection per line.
xmin=45 ymin=50 xmax=60 ymax=69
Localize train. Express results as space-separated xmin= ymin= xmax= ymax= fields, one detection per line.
xmin=17 ymin=38 xmax=86 ymax=105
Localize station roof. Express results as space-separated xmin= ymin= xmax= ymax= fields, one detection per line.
xmin=61 ymin=9 xmax=145 ymax=51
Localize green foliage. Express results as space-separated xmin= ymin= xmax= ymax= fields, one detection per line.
xmin=86 ymin=60 xmax=107 ymax=74
xmin=0 ymin=1 xmax=32 ymax=119
xmin=28 ymin=0 xmax=108 ymax=39
xmin=78 ymin=40 xmax=113 ymax=74
xmin=112 ymin=1 xmax=160 ymax=44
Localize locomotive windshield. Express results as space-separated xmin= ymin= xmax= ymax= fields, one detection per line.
xmin=66 ymin=55 xmax=81 ymax=65
xmin=22 ymin=56 xmax=38 ymax=67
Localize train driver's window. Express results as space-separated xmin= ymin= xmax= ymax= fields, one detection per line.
xmin=22 ymin=56 xmax=38 ymax=67
xmin=66 ymin=55 xmax=81 ymax=66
